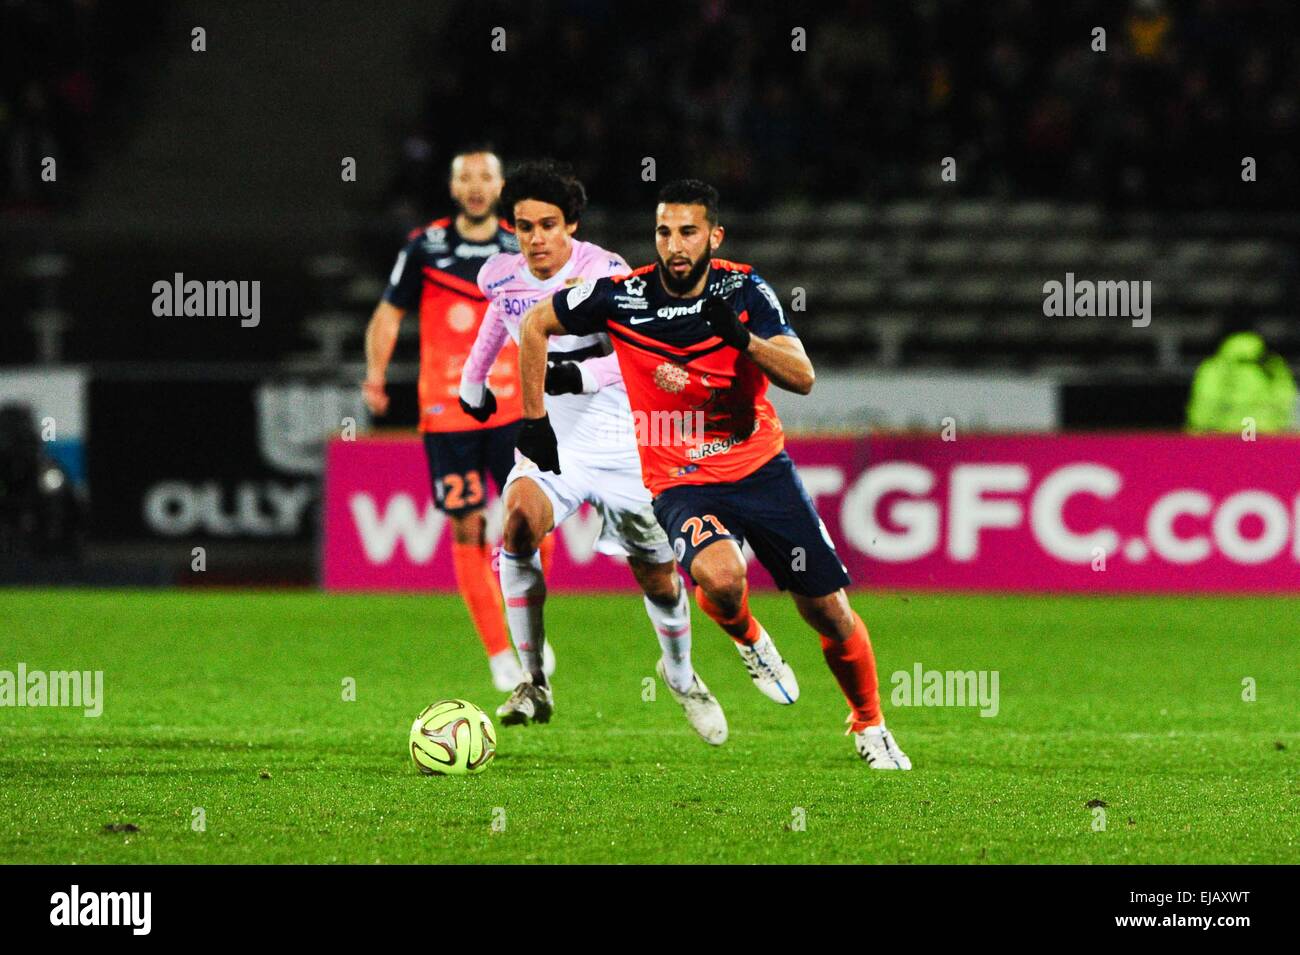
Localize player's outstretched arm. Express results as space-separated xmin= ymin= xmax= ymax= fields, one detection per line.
xmin=515 ymin=299 xmax=565 ymax=472
xmin=458 ymin=299 xmax=510 ymax=421
xmin=745 ymin=334 xmax=815 ymax=395
xmin=362 ymin=301 xmax=405 ymax=415
xmin=575 ymin=350 xmax=623 ymax=394
xmin=519 ymin=299 xmax=565 ymax=418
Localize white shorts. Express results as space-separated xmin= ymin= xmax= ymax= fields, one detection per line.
xmin=503 ymin=450 xmax=673 ymax=564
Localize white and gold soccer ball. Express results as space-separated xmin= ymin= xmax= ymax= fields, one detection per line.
xmin=409 ymin=699 xmax=497 ymax=776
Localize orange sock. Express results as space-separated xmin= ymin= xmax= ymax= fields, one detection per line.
xmin=451 ymin=541 xmax=510 ymax=657
xmin=538 ymin=533 xmax=556 ymax=579
xmin=694 ymin=583 xmax=760 ymax=645
xmin=821 ymin=612 xmax=882 ymax=732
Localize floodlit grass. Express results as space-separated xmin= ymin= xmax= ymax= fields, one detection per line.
xmin=0 ymin=589 xmax=1295 ymax=863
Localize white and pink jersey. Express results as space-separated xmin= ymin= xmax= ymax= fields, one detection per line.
xmin=460 ymin=240 xmax=636 ymax=468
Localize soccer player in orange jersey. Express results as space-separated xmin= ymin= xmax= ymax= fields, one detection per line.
xmin=513 ymin=180 xmax=911 ymax=769
xmin=362 ymin=147 xmax=553 ymax=691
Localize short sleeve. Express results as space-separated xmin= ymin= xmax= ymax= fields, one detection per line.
xmin=552 ymin=277 xmax=613 ymax=336
xmin=743 ymin=273 xmax=799 ymax=340
xmin=381 ymin=237 xmax=423 ymax=311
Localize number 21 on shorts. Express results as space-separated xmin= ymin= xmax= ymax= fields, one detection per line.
xmin=681 ymin=514 xmax=729 ymax=546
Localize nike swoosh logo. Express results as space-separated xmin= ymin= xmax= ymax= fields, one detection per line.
xmin=436 ymin=257 xmax=455 ymax=268
xmin=629 ymin=316 xmax=656 ymax=324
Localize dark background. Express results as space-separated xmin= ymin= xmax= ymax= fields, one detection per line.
xmin=1 ymin=0 xmax=1296 ymax=581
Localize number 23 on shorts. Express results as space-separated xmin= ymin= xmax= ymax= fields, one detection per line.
xmin=681 ymin=514 xmax=729 ymax=547
xmin=442 ymin=471 xmax=484 ymax=510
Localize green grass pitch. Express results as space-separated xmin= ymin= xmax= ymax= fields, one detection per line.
xmin=1 ymin=589 xmax=1296 ymax=864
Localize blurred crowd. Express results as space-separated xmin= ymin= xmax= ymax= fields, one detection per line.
xmin=1 ymin=0 xmax=165 ymax=212
xmin=386 ymin=0 xmax=1299 ymax=214
xmin=5 ymin=0 xmax=1296 ymax=216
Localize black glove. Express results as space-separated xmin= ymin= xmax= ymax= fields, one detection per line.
xmin=458 ymin=387 xmax=497 ymax=423
xmin=702 ymin=296 xmax=751 ymax=351
xmin=516 ymin=414 xmax=561 ymax=473
xmin=544 ymin=360 xmax=584 ymax=396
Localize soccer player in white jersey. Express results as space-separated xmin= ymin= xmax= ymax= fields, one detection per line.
xmin=458 ymin=161 xmax=726 ymax=745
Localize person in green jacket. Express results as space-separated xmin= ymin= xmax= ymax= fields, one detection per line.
xmin=1186 ymin=330 xmax=1297 ymax=433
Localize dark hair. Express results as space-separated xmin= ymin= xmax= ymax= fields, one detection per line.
xmin=657 ymin=179 xmax=720 ymax=224
xmin=499 ymin=160 xmax=587 ymax=225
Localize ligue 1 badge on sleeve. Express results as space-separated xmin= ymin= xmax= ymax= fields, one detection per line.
xmin=566 ymin=281 xmax=594 ymax=309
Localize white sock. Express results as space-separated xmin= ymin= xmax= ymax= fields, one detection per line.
xmin=500 ymin=549 xmax=547 ymax=685
xmin=645 ymin=586 xmax=694 ymax=692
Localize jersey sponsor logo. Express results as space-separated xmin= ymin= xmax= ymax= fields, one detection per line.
xmin=656 ymin=299 xmax=706 ymax=319
xmin=566 ymin=281 xmax=595 ymax=309
xmin=653 ymin=362 xmax=690 ymax=394
xmin=614 ymin=294 xmax=649 ymax=309
xmin=624 ymin=275 xmax=647 ymax=296
xmin=454 ymin=242 xmax=502 ymax=258
xmin=501 ymin=296 xmax=538 ymax=317
xmin=686 ymin=431 xmax=751 ymax=462
xmin=486 ymin=273 xmax=514 ymax=293
xmin=629 ymin=314 xmax=657 ymax=324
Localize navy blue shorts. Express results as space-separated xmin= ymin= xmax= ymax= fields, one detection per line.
xmin=652 ymin=450 xmax=851 ymax=597
xmin=423 ymin=422 xmax=520 ymax=515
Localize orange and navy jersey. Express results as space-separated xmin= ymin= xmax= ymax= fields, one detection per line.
xmin=552 ymin=259 xmax=798 ymax=495
xmin=383 ymin=217 xmax=522 ymax=432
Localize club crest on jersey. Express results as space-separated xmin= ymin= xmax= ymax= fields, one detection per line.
xmin=422 ymin=226 xmax=448 ymax=251
xmin=624 ymin=275 xmax=647 ymax=296
xmin=447 ymin=300 xmax=477 ymax=333
xmin=713 ymin=272 xmax=746 ymax=296
xmin=653 ymin=362 xmax=690 ymax=394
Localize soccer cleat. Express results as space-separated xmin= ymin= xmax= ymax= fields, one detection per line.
xmin=656 ymin=659 xmax=728 ymax=746
xmin=853 ymin=723 xmax=912 ymax=770
xmin=495 ymin=681 xmax=554 ymax=726
xmin=488 ymin=650 xmax=525 ymax=692
xmin=734 ymin=630 xmax=799 ymax=704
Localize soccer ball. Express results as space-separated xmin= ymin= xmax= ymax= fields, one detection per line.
xmin=409 ymin=699 xmax=497 ymax=775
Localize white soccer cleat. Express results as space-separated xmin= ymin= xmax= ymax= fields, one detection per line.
xmin=853 ymin=723 xmax=912 ymax=770
xmin=488 ymin=650 xmax=524 ymax=692
xmin=657 ymin=659 xmax=728 ymax=746
xmin=734 ymin=630 xmax=799 ymax=704
xmin=495 ymin=680 xmax=554 ymax=726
